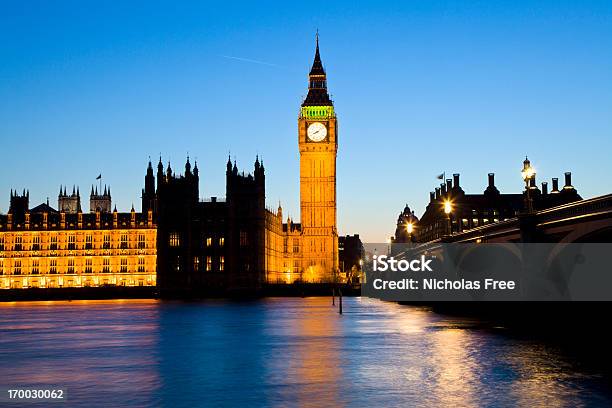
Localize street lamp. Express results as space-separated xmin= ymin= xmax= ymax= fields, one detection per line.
xmin=521 ymin=156 xmax=535 ymax=213
xmin=443 ymin=199 xmax=452 ymax=235
xmin=405 ymin=221 xmax=414 ymax=243
xmin=443 ymin=200 xmax=452 ymax=215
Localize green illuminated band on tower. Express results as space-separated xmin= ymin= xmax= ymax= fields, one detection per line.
xmin=300 ymin=106 xmax=335 ymax=119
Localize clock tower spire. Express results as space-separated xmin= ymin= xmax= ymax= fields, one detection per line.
xmin=297 ymin=34 xmax=339 ymax=282
xmin=302 ymin=32 xmax=333 ymax=107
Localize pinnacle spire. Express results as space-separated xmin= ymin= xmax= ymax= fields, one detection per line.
xmin=309 ymin=31 xmax=325 ymax=76
xmin=302 ymin=32 xmax=332 ymax=107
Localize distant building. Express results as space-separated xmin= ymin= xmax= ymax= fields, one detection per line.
xmin=0 ymin=190 xmax=156 ymax=289
xmin=339 ymin=234 xmax=364 ymax=284
xmin=394 ymin=170 xmax=581 ymax=243
xmin=90 ymin=185 xmax=112 ymax=213
xmin=58 ymin=186 xmax=81 ymax=213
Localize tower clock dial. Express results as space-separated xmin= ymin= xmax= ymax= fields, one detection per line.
xmin=307 ymin=122 xmax=327 ymax=142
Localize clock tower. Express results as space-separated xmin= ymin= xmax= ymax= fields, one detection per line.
xmin=298 ymin=34 xmax=338 ymax=282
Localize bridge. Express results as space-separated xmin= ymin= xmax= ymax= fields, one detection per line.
xmin=379 ymin=194 xmax=612 ymax=301
xmin=441 ymin=194 xmax=612 ymax=244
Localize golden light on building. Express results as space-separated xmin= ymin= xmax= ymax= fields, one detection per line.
xmin=262 ymin=37 xmax=339 ymax=285
xmin=0 ymin=208 xmax=156 ymax=290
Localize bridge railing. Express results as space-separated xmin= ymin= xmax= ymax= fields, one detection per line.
xmin=536 ymin=194 xmax=612 ymax=225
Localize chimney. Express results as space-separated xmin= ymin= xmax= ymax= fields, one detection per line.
xmin=542 ymin=182 xmax=548 ymax=195
xmin=488 ymin=173 xmax=495 ymax=188
xmin=453 ymin=174 xmax=460 ymax=189
xmin=435 ymin=187 xmax=441 ymax=200
xmin=564 ymin=172 xmax=572 ymax=188
xmin=446 ymin=179 xmax=452 ymax=193
xmin=551 ymin=178 xmax=559 ymax=193
xmin=440 ymin=183 xmax=446 ymax=195
xmin=429 ymin=192 xmax=435 ymax=202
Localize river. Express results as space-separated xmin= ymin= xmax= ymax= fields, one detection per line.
xmin=0 ymin=297 xmax=610 ymax=407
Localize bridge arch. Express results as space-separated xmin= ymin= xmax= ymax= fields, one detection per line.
xmin=558 ymin=218 xmax=612 ymax=243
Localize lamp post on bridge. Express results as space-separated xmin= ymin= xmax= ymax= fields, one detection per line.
xmin=443 ymin=199 xmax=453 ymax=236
xmin=521 ymin=157 xmax=536 ymax=214
xmin=406 ymin=221 xmax=414 ymax=242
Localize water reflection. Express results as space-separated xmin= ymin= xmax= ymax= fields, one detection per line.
xmin=0 ymin=298 xmax=610 ymax=407
xmin=264 ymin=298 xmax=344 ymax=407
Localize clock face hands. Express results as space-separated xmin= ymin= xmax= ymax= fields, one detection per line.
xmin=307 ymin=122 xmax=327 ymax=142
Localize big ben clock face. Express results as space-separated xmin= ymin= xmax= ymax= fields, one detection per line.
xmin=307 ymin=122 xmax=327 ymax=142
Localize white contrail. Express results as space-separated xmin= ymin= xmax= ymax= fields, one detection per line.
xmin=221 ymin=55 xmax=278 ymax=67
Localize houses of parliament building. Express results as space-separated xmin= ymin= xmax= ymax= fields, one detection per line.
xmin=0 ymin=37 xmax=341 ymax=294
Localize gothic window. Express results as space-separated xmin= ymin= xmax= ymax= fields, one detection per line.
xmin=206 ymin=256 xmax=212 ymax=271
xmin=85 ymin=258 xmax=92 ymax=273
xmin=68 ymin=235 xmax=76 ymax=250
xmin=169 ymin=233 xmax=180 ymax=247
xmin=121 ymin=234 xmax=128 ymax=249
xmin=206 ymin=237 xmax=212 ymax=247
xmin=293 ymin=239 xmax=299 ymax=253
xmin=32 ymin=235 xmax=40 ymax=250
xmin=0 ymin=236 xmax=4 ymax=251
xmin=138 ymin=234 xmax=146 ymax=249
xmin=14 ymin=260 xmax=21 ymax=275
xmin=193 ymin=256 xmax=200 ymax=272
xmin=219 ymin=237 xmax=225 ymax=247
xmin=50 ymin=235 xmax=58 ymax=250
xmin=240 ymin=231 xmax=248 ymax=247
xmin=31 ymin=259 xmax=39 ymax=274
xmin=219 ymin=256 xmax=225 ymax=271
xmin=85 ymin=234 xmax=93 ymax=249
xmin=103 ymin=234 xmax=111 ymax=249
xmin=0 ymin=260 xmax=3 ymax=275
xmin=14 ymin=236 xmax=22 ymax=251
xmin=120 ymin=258 xmax=128 ymax=273
xmin=67 ymin=259 xmax=75 ymax=274
xmin=50 ymin=259 xmax=57 ymax=274
xmin=138 ymin=257 xmax=145 ymax=272
xmin=103 ymin=258 xmax=110 ymax=273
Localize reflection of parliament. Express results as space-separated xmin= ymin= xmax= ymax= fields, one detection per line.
xmin=0 ymin=38 xmax=362 ymax=294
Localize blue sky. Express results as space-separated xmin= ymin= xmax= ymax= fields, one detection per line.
xmin=1 ymin=1 xmax=611 ymax=241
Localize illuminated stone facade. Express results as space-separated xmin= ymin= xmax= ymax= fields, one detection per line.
xmin=0 ymin=191 xmax=156 ymax=289
xmin=265 ymin=37 xmax=339 ymax=283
